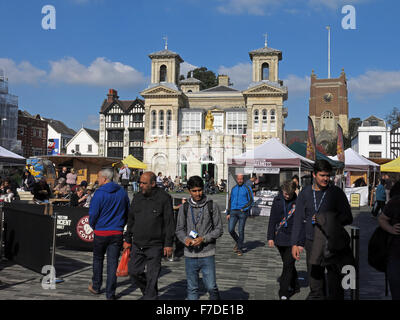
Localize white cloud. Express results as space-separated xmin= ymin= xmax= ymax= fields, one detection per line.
xmin=216 ymin=0 xmax=370 ymax=15
xmin=0 ymin=58 xmax=46 ymax=85
xmin=48 ymin=57 xmax=146 ymax=88
xmin=348 ymin=70 xmax=400 ymax=98
xmin=83 ymin=114 xmax=100 ymax=129
xmin=284 ymin=74 xmax=310 ymax=94
xmin=180 ymin=61 xmax=199 ymax=77
xmin=218 ymin=62 xmax=252 ymax=89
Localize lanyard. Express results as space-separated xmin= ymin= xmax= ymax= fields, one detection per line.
xmin=313 ymin=188 xmax=327 ymax=214
xmin=190 ymin=205 xmax=204 ymax=230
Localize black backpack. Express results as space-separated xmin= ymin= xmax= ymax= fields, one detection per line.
xmin=183 ymin=200 xmax=214 ymax=230
xmin=368 ymin=226 xmax=392 ymax=272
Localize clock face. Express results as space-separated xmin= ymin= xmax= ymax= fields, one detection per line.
xmin=324 ymin=92 xmax=333 ymax=102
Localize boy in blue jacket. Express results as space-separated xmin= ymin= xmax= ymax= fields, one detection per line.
xmin=373 ymin=179 xmax=386 ymax=217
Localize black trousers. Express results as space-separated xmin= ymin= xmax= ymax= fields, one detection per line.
xmin=305 ymin=239 xmax=344 ymax=300
xmin=128 ymin=243 xmax=163 ymax=300
xmin=373 ymin=201 xmax=385 ymax=216
xmin=277 ymin=245 xmax=299 ymax=297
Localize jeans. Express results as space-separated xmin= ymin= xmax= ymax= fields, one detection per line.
xmin=387 ymin=255 xmax=400 ymax=300
xmin=228 ymin=210 xmax=248 ymax=251
xmin=185 ymin=256 xmax=220 ymax=300
xmin=277 ymin=246 xmax=299 ymax=297
xmin=128 ymin=244 xmax=163 ymax=300
xmin=132 ymin=181 xmax=139 ymax=192
xmin=92 ymin=234 xmax=123 ymax=299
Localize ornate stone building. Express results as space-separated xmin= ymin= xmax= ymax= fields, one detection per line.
xmin=98 ymin=90 xmax=145 ymax=160
xmin=309 ymin=69 xmax=349 ymax=147
xmin=141 ymin=41 xmax=288 ymax=182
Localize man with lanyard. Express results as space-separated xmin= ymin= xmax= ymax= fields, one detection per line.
xmin=291 ymin=160 xmax=353 ymax=300
xmin=226 ymin=174 xmax=254 ymax=256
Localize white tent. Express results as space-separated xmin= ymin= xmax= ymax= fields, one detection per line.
xmin=228 ymin=138 xmax=314 ymax=171
xmin=0 ymin=145 xmax=25 ymax=165
xmin=330 ymin=148 xmax=379 ymax=172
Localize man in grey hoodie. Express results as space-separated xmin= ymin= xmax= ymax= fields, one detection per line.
xmin=175 ymin=175 xmax=223 ymax=300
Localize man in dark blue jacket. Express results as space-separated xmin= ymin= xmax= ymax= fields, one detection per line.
xmin=227 ymin=174 xmax=254 ymax=256
xmin=291 ymin=160 xmax=353 ymax=300
xmin=88 ymin=168 xmax=130 ymax=300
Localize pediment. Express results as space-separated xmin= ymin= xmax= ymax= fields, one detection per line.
xmin=243 ymin=83 xmax=287 ymax=96
xmin=141 ymin=85 xmax=181 ymax=97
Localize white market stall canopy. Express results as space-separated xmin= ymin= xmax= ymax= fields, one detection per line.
xmin=228 ymin=138 xmax=314 ymax=170
xmin=330 ymin=148 xmax=379 ymax=172
xmin=0 ymin=145 xmax=25 ymax=165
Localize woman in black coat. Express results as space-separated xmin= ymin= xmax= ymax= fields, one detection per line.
xmin=267 ymin=180 xmax=300 ymax=300
xmin=22 ymin=170 xmax=36 ymax=192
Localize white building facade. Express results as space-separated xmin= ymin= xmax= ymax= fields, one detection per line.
xmin=351 ymin=115 xmax=391 ymax=159
xmin=66 ymin=128 xmax=99 ymax=156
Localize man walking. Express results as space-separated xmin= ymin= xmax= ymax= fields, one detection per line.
xmin=291 ymin=160 xmax=353 ymax=300
xmin=124 ymin=171 xmax=175 ymax=300
xmin=119 ymin=164 xmax=131 ymax=192
xmin=88 ymin=168 xmax=130 ymax=300
xmin=226 ymin=174 xmax=254 ymax=256
xmin=176 ymin=176 xmax=223 ymax=300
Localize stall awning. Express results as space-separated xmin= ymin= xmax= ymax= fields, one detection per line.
xmin=228 ymin=138 xmax=314 ymax=170
xmin=381 ymin=157 xmax=400 ymax=172
xmin=0 ymin=146 xmax=25 ymax=165
xmin=114 ymin=155 xmax=147 ymax=170
xmin=330 ymin=148 xmax=380 ymax=172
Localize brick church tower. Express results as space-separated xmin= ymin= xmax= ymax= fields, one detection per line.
xmin=309 ymin=69 xmax=349 ymax=147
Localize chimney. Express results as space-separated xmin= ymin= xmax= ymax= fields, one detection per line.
xmin=218 ymin=75 xmax=229 ymax=87
xmin=107 ymin=89 xmax=119 ymax=103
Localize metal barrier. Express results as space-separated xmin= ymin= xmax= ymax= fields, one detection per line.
xmin=0 ymin=201 xmax=4 ymax=260
xmin=350 ymin=226 xmax=360 ymax=300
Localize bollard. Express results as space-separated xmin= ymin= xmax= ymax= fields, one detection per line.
xmin=350 ymin=226 xmax=360 ymax=300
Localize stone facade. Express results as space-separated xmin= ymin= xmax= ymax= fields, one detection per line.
xmin=141 ymin=42 xmax=288 ymax=182
xmin=309 ymin=69 xmax=349 ymax=147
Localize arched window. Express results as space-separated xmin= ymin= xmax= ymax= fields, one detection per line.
xmin=151 ymin=110 xmax=156 ymax=136
xmin=322 ymin=110 xmax=334 ymax=119
xmin=270 ymin=109 xmax=276 ymax=131
xmin=262 ymin=109 xmax=268 ymax=132
xmin=160 ymin=65 xmax=167 ymax=82
xmin=254 ymin=110 xmax=259 ymax=130
xmin=262 ymin=63 xmax=269 ymax=80
xmin=166 ymin=110 xmax=172 ymax=136
xmin=159 ymin=110 xmax=164 ymax=135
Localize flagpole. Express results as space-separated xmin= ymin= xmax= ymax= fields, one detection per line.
xmin=326 ymin=26 xmax=331 ymax=79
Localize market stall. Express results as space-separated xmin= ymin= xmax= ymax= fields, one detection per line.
xmin=330 ymin=148 xmax=380 ymax=206
xmin=113 ymin=154 xmax=147 ymax=169
xmin=0 ymin=145 xmax=25 ymax=182
xmin=227 ymin=138 xmax=314 ymax=216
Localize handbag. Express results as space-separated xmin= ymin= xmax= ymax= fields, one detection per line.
xmin=116 ymin=247 xmax=131 ymax=277
xmin=368 ymin=227 xmax=392 ymax=272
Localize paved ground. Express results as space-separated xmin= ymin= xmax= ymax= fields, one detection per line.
xmin=0 ymin=191 xmax=392 ymax=300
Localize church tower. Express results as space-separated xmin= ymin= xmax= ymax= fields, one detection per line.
xmin=309 ymin=69 xmax=349 ymax=147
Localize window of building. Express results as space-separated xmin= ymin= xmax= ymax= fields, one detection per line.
xmin=181 ymin=112 xmax=202 ymax=135
xmin=132 ymin=114 xmax=143 ymax=123
xmin=107 ymin=130 xmax=123 ymax=141
xmin=160 ymin=65 xmax=167 ymax=82
xmin=322 ymin=110 xmax=334 ymax=119
xmin=107 ymin=147 xmax=123 ymax=158
xmin=110 ymin=114 xmax=121 ymax=122
xmin=213 ymin=113 xmax=224 ymax=133
xmin=369 ymin=151 xmax=382 ymax=158
xmin=166 ymin=110 xmax=172 ymax=136
xmin=262 ymin=63 xmax=269 ymax=81
xmin=369 ymin=135 xmax=382 ymax=145
xmin=270 ymin=109 xmax=276 ymax=131
xmin=261 ymin=109 xmax=268 ymax=132
xmin=18 ymin=127 xmax=24 ymax=135
xmin=129 ymin=147 xmax=143 ymax=161
xmin=226 ymin=112 xmax=247 ymax=135
xmin=75 ymin=144 xmax=80 ymax=152
xmin=159 ymin=110 xmax=164 ymax=135
xmin=87 ymin=144 xmax=92 ymax=153
xmin=254 ymin=110 xmax=259 ymax=130
xmin=151 ymin=110 xmax=157 ymax=136
xmin=129 ymin=129 xmax=144 ymax=141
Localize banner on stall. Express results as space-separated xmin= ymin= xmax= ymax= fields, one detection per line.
xmin=244 ymin=167 xmax=280 ymax=174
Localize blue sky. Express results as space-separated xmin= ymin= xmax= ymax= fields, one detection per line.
xmin=0 ymin=0 xmax=399 ymax=131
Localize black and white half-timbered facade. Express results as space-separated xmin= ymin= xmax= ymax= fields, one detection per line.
xmin=99 ymin=89 xmax=145 ymax=160
xmin=390 ymin=124 xmax=400 ymax=159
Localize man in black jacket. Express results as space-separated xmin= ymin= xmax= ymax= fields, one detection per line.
xmin=291 ymin=160 xmax=353 ymax=300
xmin=124 ymin=171 xmax=175 ymax=300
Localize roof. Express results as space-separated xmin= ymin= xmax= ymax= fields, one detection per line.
xmin=249 ymin=46 xmax=282 ymax=60
xmin=84 ymin=128 xmax=99 ymax=143
xmin=148 ymin=49 xmax=184 ymax=63
xmin=330 ymin=148 xmax=380 ymax=171
xmin=45 ymin=118 xmax=76 ymax=136
xmin=200 ymin=85 xmax=239 ymax=92
xmin=100 ymin=97 xmax=144 ymax=114
xmin=180 ymin=77 xmax=202 ymax=85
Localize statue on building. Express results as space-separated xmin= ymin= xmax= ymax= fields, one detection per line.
xmin=205 ymin=110 xmax=214 ymax=131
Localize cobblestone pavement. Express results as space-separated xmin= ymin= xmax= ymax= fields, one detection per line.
xmin=0 ymin=192 xmax=392 ymax=300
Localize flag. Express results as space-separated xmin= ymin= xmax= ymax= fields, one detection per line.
xmin=337 ymin=123 xmax=345 ymax=163
xmin=306 ymin=116 xmax=316 ymax=161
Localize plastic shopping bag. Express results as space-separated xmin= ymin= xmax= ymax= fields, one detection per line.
xmin=116 ymin=247 xmax=130 ymax=277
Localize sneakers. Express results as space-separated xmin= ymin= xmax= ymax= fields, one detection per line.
xmin=233 ymin=245 xmax=239 ymax=253
xmin=237 ymin=250 xmax=243 ymax=256
xmin=88 ymin=283 xmax=100 ymax=295
xmin=280 ymin=296 xmax=288 ymax=300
